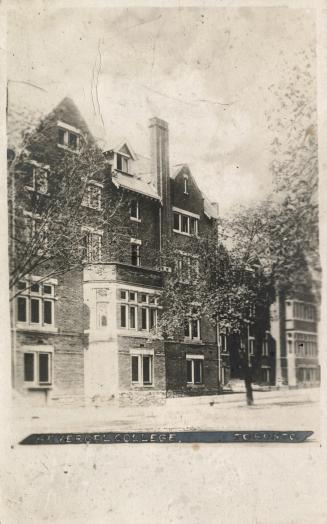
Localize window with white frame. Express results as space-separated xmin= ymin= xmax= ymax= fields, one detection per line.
xmin=119 ymin=290 xmax=159 ymax=332
xmin=184 ymin=315 xmax=201 ymax=341
xmin=130 ymin=200 xmax=140 ymax=221
xmin=131 ymin=353 xmax=153 ymax=386
xmin=16 ymin=280 xmax=56 ymax=328
xmin=249 ymin=337 xmax=255 ymax=355
xmin=131 ymin=242 xmax=141 ymax=266
xmin=82 ymin=182 xmax=102 ymax=210
xmin=186 ymin=355 xmax=203 ymax=385
xmin=58 ymin=122 xmax=80 ymax=151
xmin=23 ymin=348 xmax=52 ymax=386
xmin=25 ymin=163 xmax=49 ymax=194
xmin=82 ymin=229 xmax=102 ymax=262
xmin=116 ymin=153 xmax=129 ymax=173
xmin=120 ymin=303 xmax=137 ymax=329
xmin=173 ymin=209 xmax=199 ymax=236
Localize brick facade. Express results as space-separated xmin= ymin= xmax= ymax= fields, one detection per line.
xmin=9 ymin=93 xmax=318 ymax=407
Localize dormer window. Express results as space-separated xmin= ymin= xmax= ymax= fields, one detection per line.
xmin=117 ymin=154 xmax=129 ymax=173
xmin=57 ymin=121 xmax=81 ymax=151
xmin=184 ymin=176 xmax=189 ymax=195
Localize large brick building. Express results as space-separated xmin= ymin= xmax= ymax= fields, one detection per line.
xmin=8 ymin=91 xmax=319 ymax=406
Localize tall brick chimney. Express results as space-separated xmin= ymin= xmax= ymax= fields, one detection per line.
xmin=149 ymin=117 xmax=172 ymax=240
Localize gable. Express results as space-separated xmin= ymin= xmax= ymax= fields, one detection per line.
xmin=117 ymin=142 xmax=136 ymax=160
xmin=171 ymin=164 xmax=204 ymax=215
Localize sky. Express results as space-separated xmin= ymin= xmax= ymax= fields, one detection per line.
xmin=7 ymin=6 xmax=316 ymax=214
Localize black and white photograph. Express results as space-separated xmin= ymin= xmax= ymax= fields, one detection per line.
xmin=1 ymin=1 xmax=326 ymax=523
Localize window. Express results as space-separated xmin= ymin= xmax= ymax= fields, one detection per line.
xmin=186 ymin=356 xmax=203 ymax=385
xmin=293 ymin=302 xmax=316 ymax=321
xmin=119 ymin=289 xmax=159 ymax=333
xmin=190 ymin=218 xmax=198 ymax=235
xmin=24 ymin=350 xmax=52 ymax=386
xmin=220 ymin=333 xmax=227 ymax=353
xmin=173 ymin=209 xmax=199 ymax=236
xmin=96 ymin=302 xmax=108 ymax=328
xmin=131 ymin=244 xmax=141 ymax=266
xmin=141 ymin=308 xmax=148 ymax=330
xmin=149 ymin=308 xmax=157 ymax=330
xmin=249 ymin=337 xmax=255 ymax=355
xmin=117 ymin=154 xmax=129 ymax=173
xmin=120 ymin=305 xmax=127 ymax=328
xmin=130 ymin=200 xmax=140 ymax=221
xmin=177 ymin=253 xmax=199 ymax=283
xmin=131 ymin=354 xmax=153 ymax=386
xmin=57 ymin=125 xmax=80 ymax=151
xmin=262 ymin=367 xmax=270 ymax=384
xmin=262 ymin=333 xmax=269 ymax=356
xmin=82 ymin=230 xmax=102 ymax=262
xmin=182 ymin=215 xmax=189 ymax=233
xmin=184 ymin=177 xmax=188 ymax=195
xmin=25 ymin=164 xmax=49 ymax=194
xmin=294 ymin=333 xmax=318 ymax=357
xmin=173 ymin=212 xmax=180 ymax=231
xmin=129 ymin=305 xmax=136 ymax=329
xmin=16 ymin=280 xmax=55 ymax=328
xmin=82 ymin=183 xmax=102 ymax=210
xmin=120 ymin=302 xmax=137 ymax=329
xmin=184 ymin=317 xmax=201 ymax=341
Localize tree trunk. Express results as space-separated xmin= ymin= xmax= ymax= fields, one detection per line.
xmin=245 ymin=376 xmax=254 ymax=406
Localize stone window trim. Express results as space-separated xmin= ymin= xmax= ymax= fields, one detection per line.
xmin=23 ymin=345 xmax=53 ymax=389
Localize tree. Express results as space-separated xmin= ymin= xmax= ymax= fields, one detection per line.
xmin=8 ymin=106 xmax=126 ymax=299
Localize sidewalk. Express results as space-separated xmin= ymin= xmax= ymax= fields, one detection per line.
xmin=11 ymin=387 xmax=320 ymax=443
